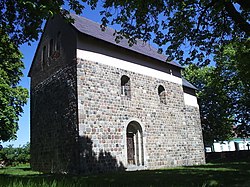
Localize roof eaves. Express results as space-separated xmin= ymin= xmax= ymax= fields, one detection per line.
xmin=182 ymin=78 xmax=197 ymax=90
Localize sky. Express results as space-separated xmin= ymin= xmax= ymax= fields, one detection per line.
xmin=2 ymin=6 xmax=104 ymax=147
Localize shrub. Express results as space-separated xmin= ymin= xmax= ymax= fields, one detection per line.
xmin=0 ymin=142 xmax=30 ymax=166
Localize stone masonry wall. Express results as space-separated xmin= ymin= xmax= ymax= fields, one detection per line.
xmin=76 ymin=58 xmax=205 ymax=172
xmin=182 ymin=106 xmax=205 ymax=165
xmin=30 ymin=64 xmax=79 ymax=173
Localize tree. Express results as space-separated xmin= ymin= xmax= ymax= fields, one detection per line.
xmin=1 ymin=1 xmax=249 ymax=54
xmin=184 ymin=65 xmax=234 ymax=146
xmin=0 ymin=0 xmax=90 ymax=142
xmin=0 ymin=33 xmax=28 ymax=142
xmin=184 ymin=39 xmax=250 ymax=145
xmin=0 ymin=142 xmax=30 ymax=166
xmin=97 ymin=0 xmax=250 ymax=65
xmin=0 ymin=0 xmax=88 ymax=45
xmin=215 ymin=39 xmax=250 ymax=138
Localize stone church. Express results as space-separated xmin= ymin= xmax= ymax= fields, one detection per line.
xmin=28 ymin=14 xmax=205 ymax=173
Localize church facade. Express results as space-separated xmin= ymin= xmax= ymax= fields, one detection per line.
xmin=29 ymin=14 xmax=205 ymax=173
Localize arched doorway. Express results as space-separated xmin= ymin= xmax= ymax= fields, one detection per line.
xmin=126 ymin=121 xmax=144 ymax=166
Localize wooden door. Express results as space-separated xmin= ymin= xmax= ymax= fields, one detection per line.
xmin=127 ymin=133 xmax=135 ymax=164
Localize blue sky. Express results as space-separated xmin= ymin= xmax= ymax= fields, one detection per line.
xmin=3 ymin=6 xmax=103 ymax=147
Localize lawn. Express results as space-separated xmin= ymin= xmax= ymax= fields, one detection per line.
xmin=0 ymin=162 xmax=250 ymax=187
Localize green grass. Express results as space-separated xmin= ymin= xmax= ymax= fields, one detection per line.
xmin=0 ymin=164 xmax=40 ymax=175
xmin=0 ymin=162 xmax=250 ymax=187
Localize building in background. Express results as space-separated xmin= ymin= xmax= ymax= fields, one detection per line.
xmin=207 ymin=138 xmax=250 ymax=152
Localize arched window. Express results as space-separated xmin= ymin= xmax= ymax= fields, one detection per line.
xmin=121 ymin=75 xmax=131 ymax=97
xmin=49 ymin=39 xmax=54 ymax=57
xmin=55 ymin=32 xmax=61 ymax=52
xmin=41 ymin=45 xmax=46 ymax=70
xmin=158 ymin=85 xmax=166 ymax=104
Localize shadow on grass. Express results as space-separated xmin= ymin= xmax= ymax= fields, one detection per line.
xmin=1 ymin=161 xmax=250 ymax=187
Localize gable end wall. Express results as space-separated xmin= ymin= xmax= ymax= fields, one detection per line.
xmin=30 ymin=16 xmax=79 ymax=173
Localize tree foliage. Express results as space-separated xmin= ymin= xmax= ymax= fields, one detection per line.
xmin=0 ymin=33 xmax=28 ymax=142
xmin=216 ymin=39 xmax=250 ymax=138
xmin=1 ymin=1 xmax=249 ymax=55
xmin=96 ymin=0 xmax=250 ymax=65
xmin=0 ymin=0 xmax=99 ymax=45
xmin=184 ymin=65 xmax=234 ymax=146
xmin=0 ymin=142 xmax=30 ymax=166
xmin=184 ymin=40 xmax=250 ymax=145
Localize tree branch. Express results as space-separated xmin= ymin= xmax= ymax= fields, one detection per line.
xmin=196 ymin=0 xmax=217 ymax=32
xmin=224 ymin=1 xmax=250 ymax=35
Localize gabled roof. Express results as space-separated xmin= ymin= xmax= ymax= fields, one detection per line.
xmin=69 ymin=14 xmax=183 ymax=69
xmin=29 ymin=14 xmax=196 ymax=90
